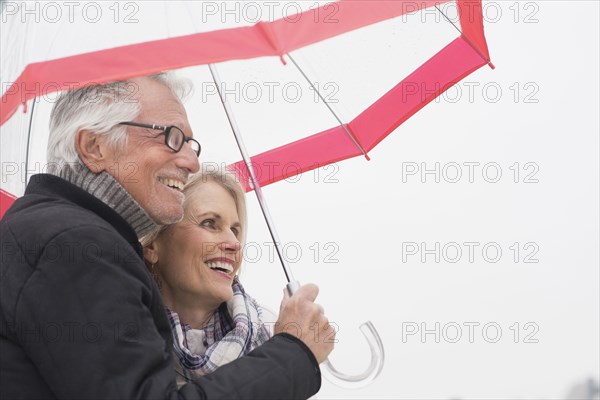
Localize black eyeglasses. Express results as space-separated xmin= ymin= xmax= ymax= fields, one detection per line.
xmin=119 ymin=122 xmax=201 ymax=157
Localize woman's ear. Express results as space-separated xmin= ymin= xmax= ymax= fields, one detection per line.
xmin=75 ymin=130 xmax=109 ymax=173
xmin=143 ymin=241 xmax=160 ymax=265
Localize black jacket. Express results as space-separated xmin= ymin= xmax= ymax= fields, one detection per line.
xmin=0 ymin=174 xmax=320 ymax=399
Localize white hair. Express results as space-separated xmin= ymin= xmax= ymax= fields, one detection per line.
xmin=46 ymin=72 xmax=192 ymax=174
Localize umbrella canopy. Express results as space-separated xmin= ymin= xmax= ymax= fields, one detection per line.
xmin=0 ymin=0 xmax=492 ymax=211
xmin=0 ymin=0 xmax=493 ymax=388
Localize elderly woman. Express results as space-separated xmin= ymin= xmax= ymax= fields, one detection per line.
xmin=142 ymin=170 xmax=271 ymax=383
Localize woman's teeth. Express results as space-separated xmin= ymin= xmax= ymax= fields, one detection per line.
xmin=206 ymin=261 xmax=233 ymax=274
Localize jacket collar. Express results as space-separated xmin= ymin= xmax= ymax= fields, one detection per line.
xmin=55 ymin=163 xmax=157 ymax=238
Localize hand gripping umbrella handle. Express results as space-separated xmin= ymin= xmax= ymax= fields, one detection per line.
xmin=286 ymin=281 xmax=385 ymax=388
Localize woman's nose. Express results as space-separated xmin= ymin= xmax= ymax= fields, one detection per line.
xmin=219 ymin=232 xmax=241 ymax=252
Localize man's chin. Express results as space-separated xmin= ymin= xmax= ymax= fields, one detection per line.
xmin=148 ymin=207 xmax=184 ymax=226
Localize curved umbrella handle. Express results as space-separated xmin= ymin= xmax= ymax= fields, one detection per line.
xmin=322 ymin=321 xmax=385 ymax=389
xmin=287 ymin=281 xmax=384 ymax=388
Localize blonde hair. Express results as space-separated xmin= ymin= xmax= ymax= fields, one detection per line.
xmin=141 ymin=168 xmax=247 ymax=247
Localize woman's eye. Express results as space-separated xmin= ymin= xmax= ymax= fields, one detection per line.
xmin=231 ymin=227 xmax=240 ymax=237
xmin=201 ymin=219 xmax=215 ymax=228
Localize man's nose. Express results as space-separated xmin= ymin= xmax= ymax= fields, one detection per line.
xmin=178 ymin=142 xmax=200 ymax=173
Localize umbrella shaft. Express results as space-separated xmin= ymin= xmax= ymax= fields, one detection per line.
xmin=208 ymin=64 xmax=296 ymax=284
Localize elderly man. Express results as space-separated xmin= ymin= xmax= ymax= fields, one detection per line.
xmin=0 ymin=74 xmax=334 ymax=399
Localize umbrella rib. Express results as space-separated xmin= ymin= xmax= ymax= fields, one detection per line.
xmin=24 ymin=99 xmax=36 ymax=185
xmin=434 ymin=4 xmax=464 ymax=36
xmin=207 ymin=64 xmax=295 ymax=284
xmin=286 ymin=53 xmax=370 ymax=160
xmin=434 ymin=4 xmax=493 ymax=67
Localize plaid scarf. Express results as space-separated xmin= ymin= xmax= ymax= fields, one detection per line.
xmin=166 ymin=279 xmax=271 ymax=380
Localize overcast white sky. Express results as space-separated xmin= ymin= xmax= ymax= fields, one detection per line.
xmin=1 ymin=1 xmax=598 ymax=399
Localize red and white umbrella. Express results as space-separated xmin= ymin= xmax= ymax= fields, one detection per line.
xmin=0 ymin=0 xmax=493 ymax=387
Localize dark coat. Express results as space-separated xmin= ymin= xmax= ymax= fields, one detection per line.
xmin=0 ymin=174 xmax=320 ymax=399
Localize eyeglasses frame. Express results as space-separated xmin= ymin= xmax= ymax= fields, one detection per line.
xmin=119 ymin=121 xmax=201 ymax=157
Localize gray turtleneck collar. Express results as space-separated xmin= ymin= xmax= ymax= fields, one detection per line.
xmin=56 ymin=163 xmax=158 ymax=238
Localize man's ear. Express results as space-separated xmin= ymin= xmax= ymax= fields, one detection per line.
xmin=143 ymin=240 xmax=160 ymax=265
xmin=75 ymin=130 xmax=108 ymax=173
